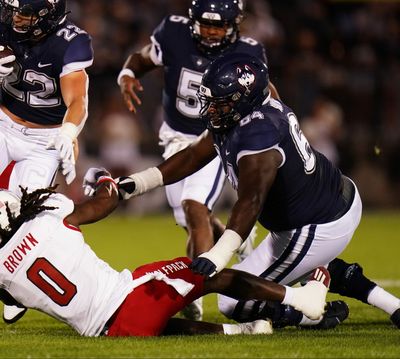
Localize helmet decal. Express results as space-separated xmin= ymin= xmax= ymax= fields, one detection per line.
xmin=237 ymin=65 xmax=255 ymax=91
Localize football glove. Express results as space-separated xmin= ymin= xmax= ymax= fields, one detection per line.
xmin=115 ymin=176 xmax=137 ymax=200
xmin=61 ymin=159 xmax=76 ymax=185
xmin=190 ymin=257 xmax=217 ymax=277
xmin=46 ymin=133 xmax=74 ymax=164
xmin=83 ymin=167 xmax=112 ymax=196
xmin=0 ymin=54 xmax=15 ymax=78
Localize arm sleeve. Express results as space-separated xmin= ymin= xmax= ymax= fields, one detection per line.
xmin=61 ymin=34 xmax=94 ymax=77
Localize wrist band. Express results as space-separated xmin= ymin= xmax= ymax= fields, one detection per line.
xmin=60 ymin=122 xmax=79 ymax=140
xmin=117 ymin=68 xmax=135 ymax=86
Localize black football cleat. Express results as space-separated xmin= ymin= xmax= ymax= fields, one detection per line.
xmin=301 ymin=300 xmax=349 ymax=330
xmin=390 ymin=308 xmax=400 ymax=329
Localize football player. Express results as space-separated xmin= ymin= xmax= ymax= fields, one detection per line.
xmin=118 ymin=0 xmax=278 ymax=321
xmin=0 ymin=176 xmax=331 ymax=337
xmin=0 ymin=0 xmax=93 ymax=323
xmin=113 ymin=53 xmax=400 ymax=329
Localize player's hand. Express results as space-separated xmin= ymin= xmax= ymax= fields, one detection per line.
xmin=115 ymin=176 xmax=137 ymax=200
xmin=46 ymin=133 xmax=74 ymax=163
xmin=0 ymin=54 xmax=15 ymax=78
xmin=83 ymin=167 xmax=111 ymax=196
xmin=190 ymin=257 xmax=217 ymax=277
xmin=61 ymin=159 xmax=76 ymax=185
xmin=119 ymin=76 xmax=143 ymax=114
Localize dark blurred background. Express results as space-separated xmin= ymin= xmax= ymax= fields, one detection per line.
xmin=65 ymin=0 xmax=400 ymax=210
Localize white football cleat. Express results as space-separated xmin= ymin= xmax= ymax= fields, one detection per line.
xmin=238 ymin=319 xmax=273 ymax=335
xmin=180 ymin=297 xmax=203 ymax=321
xmin=290 ymin=266 xmax=331 ymax=320
xmin=236 ymin=226 xmax=257 ymax=262
xmin=3 ymin=304 xmax=27 ymax=324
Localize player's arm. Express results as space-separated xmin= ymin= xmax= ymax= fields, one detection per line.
xmin=67 ymin=176 xmax=119 ymax=226
xmin=118 ymin=43 xmax=158 ymax=113
xmin=112 ymin=131 xmax=217 ymax=200
xmin=46 ymin=70 xmax=89 ymax=184
xmin=191 ymin=149 xmax=282 ymax=276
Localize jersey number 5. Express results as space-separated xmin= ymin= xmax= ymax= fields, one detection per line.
xmin=27 ymin=257 xmax=77 ymax=306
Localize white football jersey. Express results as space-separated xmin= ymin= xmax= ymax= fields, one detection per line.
xmin=0 ymin=194 xmax=135 ymax=336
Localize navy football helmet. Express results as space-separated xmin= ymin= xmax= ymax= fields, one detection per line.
xmin=198 ymin=53 xmax=270 ymax=133
xmin=0 ymin=0 xmax=67 ymax=42
xmin=188 ymin=0 xmax=244 ymax=54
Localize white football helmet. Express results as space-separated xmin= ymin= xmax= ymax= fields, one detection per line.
xmin=0 ymin=189 xmax=21 ymax=231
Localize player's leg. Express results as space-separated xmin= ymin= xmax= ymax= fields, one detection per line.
xmin=217 ymin=188 xmax=362 ymax=327
xmin=207 ymin=267 xmax=330 ymax=322
xmin=328 ymin=257 xmax=400 ymax=328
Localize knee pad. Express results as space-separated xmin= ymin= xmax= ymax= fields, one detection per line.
xmin=328 ymin=258 xmax=376 ymax=303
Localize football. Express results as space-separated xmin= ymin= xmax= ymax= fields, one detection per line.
xmin=0 ymin=44 xmax=15 ymax=67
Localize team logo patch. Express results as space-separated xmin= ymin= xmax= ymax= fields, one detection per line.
xmin=237 ymin=65 xmax=255 ymax=90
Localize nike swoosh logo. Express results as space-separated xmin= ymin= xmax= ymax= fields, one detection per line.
xmin=38 ymin=62 xmax=52 ymax=68
xmin=225 ymin=150 xmax=230 ymax=156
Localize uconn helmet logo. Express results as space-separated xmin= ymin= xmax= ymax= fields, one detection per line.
xmin=237 ymin=65 xmax=255 ymax=91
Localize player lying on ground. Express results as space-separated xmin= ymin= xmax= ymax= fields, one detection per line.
xmin=0 ymin=175 xmax=330 ymax=337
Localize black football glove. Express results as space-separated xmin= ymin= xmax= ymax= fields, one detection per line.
xmin=115 ymin=176 xmax=137 ymax=200
xmin=190 ymin=257 xmax=217 ymax=277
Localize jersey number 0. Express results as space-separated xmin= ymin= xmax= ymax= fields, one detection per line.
xmin=27 ymin=257 xmax=77 ymax=306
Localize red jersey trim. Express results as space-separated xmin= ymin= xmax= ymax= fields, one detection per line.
xmin=63 ymin=219 xmax=81 ymax=232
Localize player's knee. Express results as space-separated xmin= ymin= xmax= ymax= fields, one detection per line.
xmin=182 ymin=200 xmax=210 ymax=228
xmin=328 ymin=258 xmax=376 ymax=303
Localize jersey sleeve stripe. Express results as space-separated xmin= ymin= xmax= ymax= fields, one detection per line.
xmin=60 ymin=60 xmax=94 ymax=77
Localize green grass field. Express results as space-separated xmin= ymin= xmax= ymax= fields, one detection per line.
xmin=1 ymin=211 xmax=399 ymax=358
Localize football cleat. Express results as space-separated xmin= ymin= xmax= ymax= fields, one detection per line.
xmin=236 ymin=226 xmax=257 ymax=262
xmin=180 ymin=297 xmax=203 ymax=321
xmin=390 ymin=308 xmax=400 ymax=329
xmin=300 ymin=300 xmax=349 ymax=330
xmin=3 ymin=304 xmax=27 ymax=324
xmin=238 ymin=319 xmax=273 ymax=335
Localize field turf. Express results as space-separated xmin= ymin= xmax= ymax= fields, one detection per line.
xmin=0 ymin=211 xmax=399 ymax=358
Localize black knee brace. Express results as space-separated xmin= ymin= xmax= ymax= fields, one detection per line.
xmin=328 ymin=258 xmax=377 ymax=303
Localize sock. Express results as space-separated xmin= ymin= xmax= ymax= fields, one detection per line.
xmin=367 ymin=286 xmax=400 ymax=315
xmin=281 ymin=286 xmax=295 ymax=306
xmin=299 ymin=315 xmax=323 ymax=326
xmin=222 ymin=323 xmax=241 ymax=335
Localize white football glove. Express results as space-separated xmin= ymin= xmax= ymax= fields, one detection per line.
xmin=46 ymin=133 xmax=74 ymax=163
xmin=0 ymin=54 xmax=16 ymax=78
xmin=83 ymin=167 xmax=112 ymax=196
xmin=61 ymin=159 xmax=76 ymax=185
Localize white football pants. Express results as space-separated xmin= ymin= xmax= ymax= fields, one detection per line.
xmin=159 ymin=122 xmax=225 ymax=227
xmin=0 ymin=109 xmax=60 ymax=195
xmin=218 ymin=180 xmax=362 ymax=320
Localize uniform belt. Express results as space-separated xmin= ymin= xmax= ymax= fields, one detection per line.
xmin=331 ymin=175 xmax=355 ymax=221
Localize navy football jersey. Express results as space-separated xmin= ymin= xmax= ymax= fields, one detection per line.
xmin=1 ymin=21 xmax=93 ymax=125
xmin=151 ymin=15 xmax=267 ymax=135
xmin=212 ymin=98 xmax=344 ymax=232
